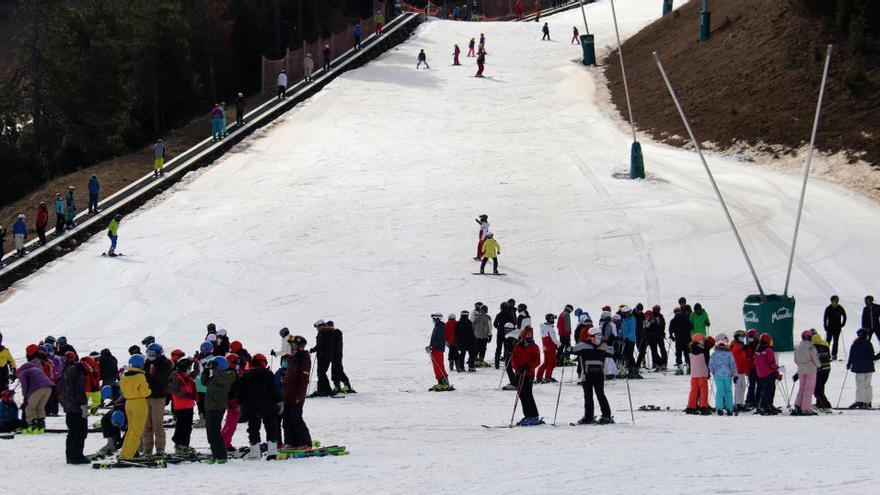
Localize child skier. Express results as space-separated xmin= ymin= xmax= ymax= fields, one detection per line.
xmin=153 ymin=139 xmax=166 ymax=177
xmin=468 ymin=37 xmax=476 ymax=57
xmin=793 ymin=330 xmax=821 ymax=415
xmin=453 ymin=44 xmax=461 ymax=65
xmin=170 ymin=357 xmax=197 ymax=454
xmin=754 ymin=334 xmax=781 ymax=415
xmin=119 ymin=354 xmax=151 ymax=459
xmin=17 ymin=344 xmax=54 ymax=433
xmin=708 ymin=334 xmax=736 ymax=416
xmin=0 ymin=389 xmax=22 ymax=433
xmin=686 ymin=334 xmax=710 ymax=414
xmin=510 ymin=326 xmax=542 ymax=425
xmin=812 ymin=333 xmax=833 ymax=412
xmin=428 ymin=313 xmax=451 ymax=391
xmin=536 ymin=314 xmax=559 ymax=383
xmin=846 ymin=328 xmax=879 ymax=409
xmin=239 ymin=353 xmax=281 ymax=459
xmin=417 ymin=49 xmax=430 ymax=69
xmin=571 ymin=327 xmax=615 ymax=424
xmin=282 ymin=336 xmax=312 ymax=449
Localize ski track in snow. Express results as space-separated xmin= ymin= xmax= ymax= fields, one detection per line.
xmin=2 ymin=1 xmax=880 ymax=492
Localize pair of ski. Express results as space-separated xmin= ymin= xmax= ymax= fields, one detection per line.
xmin=481 ymin=418 xmax=546 ymax=428
xmin=275 ymin=445 xmax=348 ymax=460
xmin=91 ymin=452 xmax=214 ymax=469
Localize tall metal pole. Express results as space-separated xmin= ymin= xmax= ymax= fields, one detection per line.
xmin=783 ymin=45 xmax=832 ymax=296
xmin=610 ymin=0 xmax=636 ymax=142
xmin=653 ymin=52 xmax=765 ymax=296
xmin=579 ymin=0 xmax=590 ymax=34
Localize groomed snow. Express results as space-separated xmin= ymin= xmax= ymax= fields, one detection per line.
xmin=2 ymin=1 xmax=879 ymax=492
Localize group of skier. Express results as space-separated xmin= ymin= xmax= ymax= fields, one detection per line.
xmin=0 ymin=320 xmax=355 ymax=465
xmin=421 ymin=32 xmax=488 ymax=77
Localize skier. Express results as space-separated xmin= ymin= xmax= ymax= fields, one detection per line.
xmin=323 ymin=45 xmax=331 ymax=71
xmin=571 ymin=327 xmax=614 ymax=424
xmin=64 ymin=186 xmax=77 ymax=228
xmin=479 ymin=232 xmax=500 ymax=273
xmin=556 ymin=305 xmax=573 ymax=367
xmin=153 ymin=139 xmax=166 ymax=177
xmin=81 ymin=353 xmax=102 ymax=413
xmin=510 ymin=326 xmax=542 ymax=425
xmin=327 ymin=321 xmax=355 ymax=393
xmin=445 ymin=313 xmax=459 ymax=371
xmin=220 ymin=354 xmax=241 ymax=452
xmin=142 ymin=343 xmax=172 ymax=456
xmin=861 ymin=296 xmax=880 ymax=343
xmin=282 ymin=335 xmax=312 ymax=449
xmin=202 ymin=355 xmax=234 ymax=463
xmin=17 ymin=344 xmax=54 ymax=433
xmin=239 ymin=353 xmax=281 ymax=460
xmin=277 ymin=69 xmax=288 ymax=99
xmin=417 ymin=49 xmax=430 ymax=69
xmin=686 ymin=334 xmax=710 ymax=414
xmin=0 ymin=332 xmax=16 ymax=392
xmin=536 ymin=314 xmax=559 ymax=383
xmin=473 ymin=306 xmax=493 ymax=367
xmin=754 ymin=334 xmax=781 ymax=415
xmin=210 ymin=104 xmax=224 ymax=141
xmin=428 ymin=313 xmax=451 ymax=390
xmin=475 ymin=47 xmax=486 ymax=77
xmin=53 ymin=193 xmax=65 ymax=235
xmin=468 ymin=37 xmax=476 ymax=57
xmin=87 ymin=174 xmax=100 ymax=214
xmin=375 ymin=10 xmax=385 ymax=36
xmin=119 ymin=354 xmax=151 ymax=459
xmin=708 ymin=334 xmax=736 ymax=416
xmin=170 ymin=357 xmax=197 ymax=454
xmin=730 ymin=330 xmax=752 ymax=411
xmin=193 ymin=341 xmax=213 ymax=428
xmin=619 ymin=306 xmax=639 ymax=378
xmin=811 ymin=332 xmax=833 ymax=412
xmin=12 ymin=214 xmax=26 ymax=257
xmin=0 ymin=389 xmax=22 ymax=433
xmin=354 ymin=23 xmax=362 ymax=50
xmin=474 ymin=214 xmax=489 ymax=261
xmin=304 ymin=53 xmax=315 ymax=83
xmin=455 ymin=310 xmax=476 ymax=372
xmin=478 ymin=33 xmax=486 ymax=54
xmin=846 ymin=328 xmax=879 ymax=408
xmin=793 ymin=330 xmax=821 ymax=415
xmin=690 ymin=303 xmax=711 ymax=336
xmin=453 ymin=44 xmax=461 ymax=65
xmin=744 ymin=329 xmax=760 ymax=407
xmin=309 ymin=320 xmax=336 ymax=396
xmin=35 ymin=202 xmax=48 ymax=245
xmin=215 ymin=328 xmax=231 ymax=355
xmin=648 ymin=305 xmax=668 ymax=370
xmin=60 ymin=351 xmax=90 ymax=463
xmin=542 ymin=22 xmax=550 ymax=41
xmin=235 ymin=93 xmax=246 ymax=125
xmin=571 ymin=25 xmax=579 ymax=44
xmin=106 ymin=214 xmax=121 ymax=256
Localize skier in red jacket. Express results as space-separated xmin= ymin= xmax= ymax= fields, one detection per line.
xmin=35 ymin=202 xmax=49 ymax=245
xmin=510 ymin=326 xmax=542 ymax=425
xmin=445 ymin=314 xmax=459 ymax=371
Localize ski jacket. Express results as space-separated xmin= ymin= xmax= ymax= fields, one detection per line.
xmin=12 ymin=218 xmax=26 ymax=236
xmin=330 ymin=326 xmax=345 ymax=360
xmin=510 ymin=341 xmax=540 ymax=378
xmin=18 ymin=359 xmax=54 ymax=399
xmin=81 ymin=355 xmax=101 ymax=393
xmin=823 ymin=304 xmax=847 ymax=331
xmin=0 ymin=401 xmax=17 ymax=426
xmin=210 ymin=107 xmax=223 ymax=119
xmin=557 ymin=310 xmax=572 ymax=338
xmin=473 ymin=313 xmax=492 ymax=340
xmin=847 ymin=337 xmax=878 ymax=374
xmin=811 ymin=335 xmax=831 ymax=371
xmin=239 ymin=367 xmax=280 ymax=416
xmin=98 ymin=350 xmax=118 ymax=385
xmin=861 ymin=303 xmax=880 ymax=331
xmin=444 ymin=320 xmax=457 ymax=346
xmin=214 ymin=336 xmax=230 ymax=356
xmin=418 ymin=52 xmax=426 ymax=62
xmin=312 ymin=327 xmax=338 ymax=360
xmin=574 ymin=323 xmax=593 ymax=344
xmin=477 ymin=52 xmax=486 ymax=64
xmin=430 ymin=320 xmax=446 ymax=352
xmin=54 ymin=197 xmax=65 ymax=214
xmin=540 ymin=322 xmax=560 ymax=349
xmin=304 ymin=55 xmax=314 ymax=71
xmin=494 ymin=310 xmax=514 ymax=335
xmin=61 ymin=362 xmax=87 ymax=414
xmin=455 ymin=319 xmax=475 ymax=346
xmin=375 ymin=11 xmax=384 ymax=24
xmin=516 ymin=311 xmax=531 ymax=331
xmin=708 ymin=346 xmax=737 ymax=379
xmin=481 ymin=238 xmax=500 ymax=258
xmin=794 ymin=341 xmax=821 ymax=375
xmin=542 ymin=24 xmax=549 ymax=34
xmin=688 ymin=342 xmax=709 ymax=378
xmin=648 ymin=314 xmax=666 ymax=337
xmin=476 ymin=219 xmax=489 ymax=239
xmin=88 ymin=176 xmax=100 ymax=194
xmin=354 ymin=25 xmax=361 ymax=37
xmin=0 ymin=346 xmax=16 ymax=371
xmin=36 ymin=207 xmax=48 ymax=228
xmin=153 ymin=142 xmax=165 ymax=158
xmin=600 ymin=320 xmax=617 ymax=340
xmin=119 ymin=368 xmax=151 ymax=402
xmin=277 ymin=72 xmax=288 ymax=87
xmin=689 ymin=310 xmax=710 ymax=336
xmin=201 ymin=367 xmax=235 ymax=411
xmin=619 ymin=314 xmax=637 ymax=343
xmin=108 ymin=218 xmax=119 ymax=237
xmin=283 ymin=350 xmax=311 ymax=406
xmin=65 ymin=191 xmax=75 ymax=210
xmin=572 ymin=341 xmax=613 ymax=373
xmin=145 ymin=355 xmax=173 ymax=399
xmin=730 ymin=341 xmax=753 ymax=374
xmin=754 ymin=346 xmax=779 ymax=378
xmin=170 ymin=371 xmax=197 ymax=410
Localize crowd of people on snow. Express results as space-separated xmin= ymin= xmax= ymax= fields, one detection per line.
xmin=425 ymin=295 xmax=880 ymax=426
xmin=0 ymin=320 xmax=356 ymax=465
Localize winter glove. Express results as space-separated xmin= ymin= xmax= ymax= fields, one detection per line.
xmin=270 ymin=349 xmax=277 ymax=357
xmin=792 ymin=373 xmax=799 ymax=382
xmin=309 ymin=347 xmax=316 ymax=353
xmin=9 ymin=370 xmax=15 ymax=382
xmin=81 ymin=405 xmax=90 ymax=418
xmin=277 ymin=402 xmax=284 ymax=415
xmin=518 ymin=366 xmax=528 ymax=374
xmin=487 ymin=335 xmax=492 ymax=343
xmin=425 ymin=346 xmax=432 ymax=354
xmin=775 ymin=373 xmax=782 ymax=381
xmin=733 ymin=376 xmax=738 ymax=384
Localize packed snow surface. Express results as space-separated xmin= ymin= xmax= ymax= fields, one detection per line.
xmin=2 ymin=1 xmax=879 ymax=493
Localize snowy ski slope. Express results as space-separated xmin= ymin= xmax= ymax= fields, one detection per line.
xmin=1 ymin=1 xmax=879 ymax=492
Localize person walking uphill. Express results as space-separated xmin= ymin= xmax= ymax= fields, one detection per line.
xmin=793 ymin=330 xmax=821 ymax=415
xmin=846 ymin=328 xmax=880 ymax=409
xmin=479 ymin=232 xmax=500 ymax=273
xmin=417 ymin=49 xmax=430 ymax=69
xmin=510 ymin=326 xmax=542 ymax=426
xmin=201 ymin=355 xmax=235 ymax=463
xmin=354 ymin=24 xmax=362 ymax=50
xmin=277 ymin=70 xmax=288 ymax=100
xmin=323 ymin=45 xmax=331 ymax=71
xmin=282 ymin=336 xmax=312 ymax=449
xmin=824 ymin=296 xmax=847 ymax=359
xmin=428 ymin=314 xmax=451 ymax=391
xmin=119 ymin=354 xmax=151 ymax=459
xmin=153 ymin=139 xmax=166 ymax=177
xmin=53 ymin=193 xmax=65 ymax=235
xmin=143 ymin=344 xmax=172 ymax=456
xmin=235 ymin=93 xmax=246 ymax=126
xmin=210 ymin=104 xmax=224 ymax=141
xmin=65 ymin=186 xmax=77 ymax=228
xmin=87 ymin=174 xmax=100 ymax=214
xmin=542 ymin=22 xmax=550 ymax=41
xmin=60 ymin=351 xmax=90 ymax=464
xmin=304 ymin=53 xmax=315 ymax=83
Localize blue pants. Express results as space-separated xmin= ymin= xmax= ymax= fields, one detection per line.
xmin=109 ymin=235 xmax=118 ymax=253
xmin=211 ymin=118 xmax=223 ymax=139
xmin=715 ymin=376 xmax=734 ymax=412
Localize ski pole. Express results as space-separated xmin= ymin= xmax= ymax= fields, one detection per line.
xmin=835 ymin=368 xmax=849 ymax=408
xmin=509 ymin=372 xmax=526 ymax=428
xmin=497 ymin=346 xmax=513 ymax=389
xmin=624 ymin=368 xmax=635 ymax=425
xmin=305 ymin=353 xmax=317 ymax=396
xmin=551 ymin=353 xmax=567 ymax=426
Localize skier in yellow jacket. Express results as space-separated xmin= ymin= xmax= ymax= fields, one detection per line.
xmin=119 ymin=354 xmax=151 ymax=459
xmin=479 ymin=233 xmax=501 ymax=274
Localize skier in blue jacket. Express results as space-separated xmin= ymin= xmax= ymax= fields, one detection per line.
xmin=12 ymin=214 xmax=27 ymax=257
xmin=87 ymin=175 xmax=100 ymax=214
xmin=54 ymin=193 xmax=65 ymax=235
xmin=618 ymin=306 xmax=639 ymax=378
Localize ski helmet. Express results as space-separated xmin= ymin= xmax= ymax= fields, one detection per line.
xmin=170 ymin=349 xmax=185 ymax=361
xmin=431 ymin=313 xmax=443 ymax=320
xmin=101 ymin=385 xmax=114 ymax=402
xmin=142 ymin=335 xmax=156 ymax=346
xmin=545 ymin=313 xmax=556 ymax=323
xmin=43 ymin=343 xmax=55 ymax=355
xmin=145 ymin=343 xmax=163 ymax=361
xmin=206 ymin=334 xmax=218 ymax=342
xmin=564 ymin=304 xmax=573 ymax=312
xmin=691 ymin=333 xmax=704 ymax=343
xmin=128 ymin=345 xmax=141 ymax=356
xmin=200 ymin=341 xmax=214 ymax=355
xmin=313 ymin=319 xmax=326 ymax=328
xmin=801 ymin=330 xmax=814 ymax=341
xmin=574 ymin=308 xmax=583 ymax=318
xmin=252 ymin=354 xmax=268 ymax=368
xmin=279 ymin=327 xmax=290 ymax=338
xmin=447 ymin=313 xmax=456 ymax=320
xmin=230 ymin=341 xmax=242 ymax=353
xmin=57 ymin=336 xmax=67 ymax=346
xmin=64 ymin=351 xmax=78 ymax=362
xmin=292 ymin=335 xmax=307 ymax=348
xmin=128 ymin=354 xmax=146 ymax=370
xmin=715 ymin=333 xmax=729 ymax=344
xmin=759 ymin=333 xmax=773 ymax=346
xmin=44 ymin=336 xmax=56 ymax=345
xmin=212 ymin=356 xmax=229 ymax=371
xmin=734 ymin=330 xmax=747 ymax=341
xmin=225 ymin=353 xmax=239 ymax=367
xmin=111 ymin=410 xmax=127 ymax=430
xmin=504 ymin=323 xmax=515 ymax=330
xmin=578 ymin=314 xmax=591 ymax=324
xmin=217 ymin=328 xmax=228 ymax=337
xmin=176 ymin=358 xmax=192 ymax=372
xmin=611 ymin=314 xmax=621 ymax=322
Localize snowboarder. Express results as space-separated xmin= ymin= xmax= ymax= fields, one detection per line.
xmin=571 ymin=25 xmax=579 ymax=44
xmin=455 ymin=310 xmax=476 ymax=372
xmin=445 ymin=314 xmax=459 ymax=371
xmin=468 ymin=37 xmax=476 ymax=57
xmin=754 ymin=334 xmax=781 ymax=415
xmin=327 ymin=321 xmax=355 ymax=393
xmin=793 ymin=330 xmax=821 ymax=415
xmin=143 ymin=343 xmax=172 ymax=456
xmin=510 ymin=326 xmax=541 ymax=425
xmin=170 ymin=357 xmax=197 ymax=454
xmin=474 ymin=214 xmax=489 ymax=260
xmin=846 ymin=328 xmax=879 ymax=409
xmin=689 ymin=303 xmax=710 ymax=336
xmin=536 ymin=314 xmax=559 ymax=383
xmin=87 ymin=174 xmax=100 ymax=214
xmin=479 ymin=232 xmax=500 ymax=273
xmin=708 ymin=334 xmax=736 ymax=415
xmin=282 ymin=335 xmax=312 ymax=449
xmin=53 ymin=193 xmax=65 ymax=235
xmin=453 ymin=44 xmax=461 ymax=65
xmin=277 ymin=70 xmax=288 ymax=99
xmin=12 ymin=214 xmax=26 ymax=257
xmin=0 ymin=333 xmax=16 ymax=392
xmin=35 ymin=202 xmax=48 ymax=245
xmin=686 ymin=334 xmax=710 ymax=414
xmin=235 ymin=93 xmax=246 ymax=125
xmin=304 ymin=54 xmax=315 ymax=82
xmin=861 ymin=296 xmax=880 ymax=343
xmin=354 ymin=24 xmax=362 ymax=50
xmin=309 ymin=320 xmax=336 ymax=397
xmin=119 ymin=354 xmax=151 ymax=459
xmin=323 ymin=44 xmax=331 ymax=71
xmin=61 ymin=351 xmax=90 ymax=464
xmin=571 ymin=327 xmax=614 ymax=424
xmin=417 ymin=49 xmax=430 ymax=69
xmin=428 ymin=314 xmax=451 ymax=390
xmin=106 ymin=214 xmax=121 ymax=256
xmin=201 ymin=355 xmax=234 ymax=463
xmin=239 ymin=353 xmax=281 ymax=460
xmin=542 ymin=22 xmax=550 ymax=40
xmin=375 ymin=10 xmax=385 ymax=36
xmin=153 ymin=139 xmax=166 ymax=177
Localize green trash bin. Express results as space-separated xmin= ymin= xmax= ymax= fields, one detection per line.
xmin=630 ymin=141 xmax=645 ymax=179
xmin=580 ymin=34 xmax=596 ymax=66
xmin=742 ymin=294 xmax=796 ymax=352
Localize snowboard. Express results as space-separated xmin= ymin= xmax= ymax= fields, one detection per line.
xmin=276 ymin=445 xmax=348 ymax=460
xmin=472 ymin=273 xmax=507 ymax=276
xmin=92 ymin=458 xmax=167 ymax=469
xmin=101 ymin=253 xmax=124 ymax=257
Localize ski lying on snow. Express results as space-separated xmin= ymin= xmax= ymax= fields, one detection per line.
xmin=481 ymin=419 xmax=545 ymax=429
xmin=101 ymin=253 xmax=125 ymax=257
xmin=275 ymin=445 xmax=348 ymax=460
xmin=92 ymin=458 xmax=167 ymax=469
xmin=472 ymin=273 xmax=507 ymax=276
